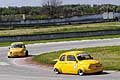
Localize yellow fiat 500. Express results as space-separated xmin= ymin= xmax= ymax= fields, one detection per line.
xmin=8 ymin=42 xmax=28 ymax=58
xmin=54 ymin=51 xmax=103 ymax=76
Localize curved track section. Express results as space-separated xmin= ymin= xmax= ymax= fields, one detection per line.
xmin=0 ymin=38 xmax=120 ymax=80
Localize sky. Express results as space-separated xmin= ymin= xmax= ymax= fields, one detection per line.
xmin=0 ymin=0 xmax=120 ymax=7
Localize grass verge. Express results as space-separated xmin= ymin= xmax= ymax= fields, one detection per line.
xmin=32 ymin=46 xmax=120 ymax=71
xmin=0 ymin=22 xmax=120 ymax=36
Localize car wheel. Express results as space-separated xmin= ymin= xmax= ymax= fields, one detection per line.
xmin=78 ymin=69 xmax=84 ymax=76
xmin=54 ymin=68 xmax=60 ymax=74
xmin=25 ymin=50 xmax=28 ymax=56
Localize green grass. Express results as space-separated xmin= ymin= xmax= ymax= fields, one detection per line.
xmin=1 ymin=34 xmax=120 ymax=47
xmin=0 ymin=42 xmax=13 ymax=47
xmin=32 ymin=46 xmax=120 ymax=70
xmin=0 ymin=22 xmax=120 ymax=36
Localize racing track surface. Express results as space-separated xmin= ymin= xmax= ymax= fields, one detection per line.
xmin=0 ymin=38 xmax=120 ymax=80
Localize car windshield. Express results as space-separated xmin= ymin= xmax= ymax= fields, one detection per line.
xmin=77 ymin=53 xmax=93 ymax=60
xmin=11 ymin=44 xmax=24 ymax=48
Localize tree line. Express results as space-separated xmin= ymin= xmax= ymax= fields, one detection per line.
xmin=0 ymin=1 xmax=120 ymax=21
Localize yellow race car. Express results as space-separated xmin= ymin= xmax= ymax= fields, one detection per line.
xmin=54 ymin=51 xmax=103 ymax=76
xmin=8 ymin=42 xmax=28 ymax=58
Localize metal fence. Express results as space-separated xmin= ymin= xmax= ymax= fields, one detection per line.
xmin=0 ymin=13 xmax=120 ymax=26
xmin=0 ymin=30 xmax=120 ymax=42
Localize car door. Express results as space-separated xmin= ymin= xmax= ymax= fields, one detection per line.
xmin=65 ymin=55 xmax=77 ymax=74
xmin=58 ymin=55 xmax=67 ymax=73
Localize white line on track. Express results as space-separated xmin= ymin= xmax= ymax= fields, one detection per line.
xmin=27 ymin=38 xmax=120 ymax=46
xmin=0 ymin=62 xmax=10 ymax=66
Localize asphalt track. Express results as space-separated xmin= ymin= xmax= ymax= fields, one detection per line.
xmin=0 ymin=38 xmax=120 ymax=80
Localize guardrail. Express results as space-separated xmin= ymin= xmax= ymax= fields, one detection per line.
xmin=0 ymin=13 xmax=120 ymax=26
xmin=0 ymin=30 xmax=120 ymax=42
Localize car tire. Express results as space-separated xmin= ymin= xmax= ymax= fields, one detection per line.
xmin=25 ymin=50 xmax=28 ymax=56
xmin=54 ymin=68 xmax=60 ymax=74
xmin=8 ymin=56 xmax=10 ymax=58
xmin=78 ymin=69 xmax=84 ymax=76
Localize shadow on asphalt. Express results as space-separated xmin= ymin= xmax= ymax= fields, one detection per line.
xmin=57 ymin=71 xmax=110 ymax=76
xmin=83 ymin=71 xmax=110 ymax=76
xmin=7 ymin=55 xmax=34 ymax=58
xmin=27 ymin=55 xmax=34 ymax=57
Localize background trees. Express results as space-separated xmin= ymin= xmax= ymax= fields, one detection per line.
xmin=42 ymin=0 xmax=63 ymax=18
xmin=0 ymin=4 xmax=120 ymax=21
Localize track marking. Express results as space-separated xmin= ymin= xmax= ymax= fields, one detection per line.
xmin=0 ymin=62 xmax=10 ymax=66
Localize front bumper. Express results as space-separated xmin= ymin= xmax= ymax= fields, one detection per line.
xmin=8 ymin=52 xmax=25 ymax=57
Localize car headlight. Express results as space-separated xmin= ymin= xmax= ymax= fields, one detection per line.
xmin=10 ymin=52 xmax=12 ymax=54
xmin=8 ymin=52 xmax=12 ymax=55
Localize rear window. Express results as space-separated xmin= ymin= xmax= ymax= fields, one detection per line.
xmin=77 ymin=54 xmax=93 ymax=60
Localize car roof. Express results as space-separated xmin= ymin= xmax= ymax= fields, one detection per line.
xmin=11 ymin=42 xmax=24 ymax=45
xmin=61 ymin=51 xmax=85 ymax=56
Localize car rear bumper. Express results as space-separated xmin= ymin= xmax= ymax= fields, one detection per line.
xmin=85 ymin=67 xmax=103 ymax=74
